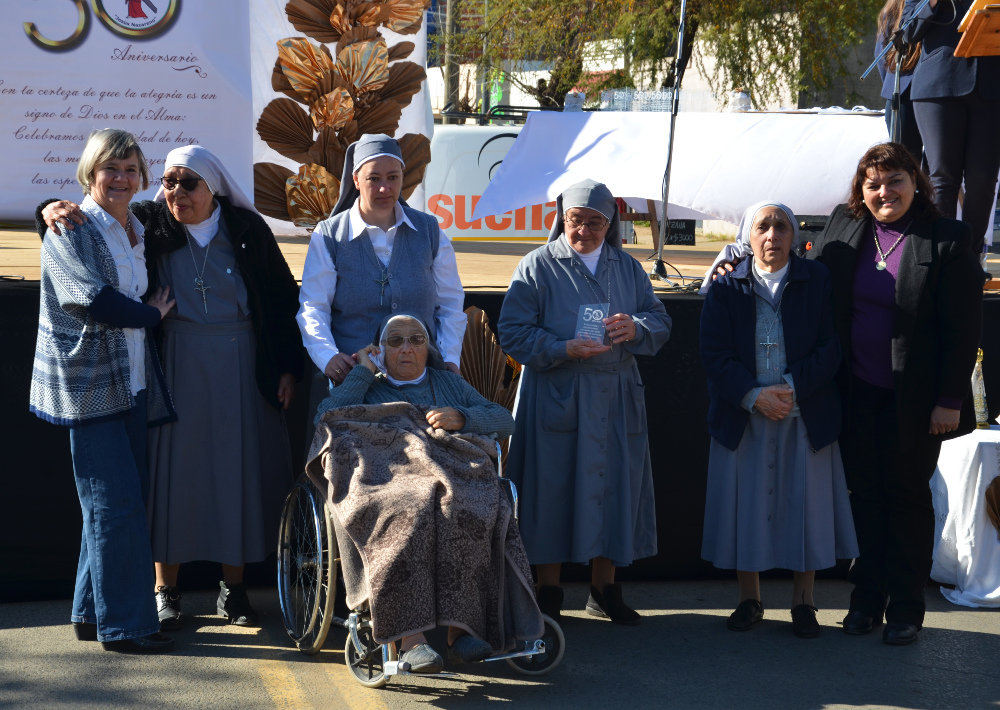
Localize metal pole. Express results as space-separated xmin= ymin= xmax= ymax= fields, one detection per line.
xmin=652 ymin=0 xmax=687 ymax=280
xmin=890 ymin=53 xmax=902 ymax=142
xmin=443 ymin=0 xmax=459 ymax=125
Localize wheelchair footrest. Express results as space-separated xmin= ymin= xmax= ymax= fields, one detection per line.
xmin=482 ymin=639 xmax=546 ymax=662
xmin=384 ymin=660 xmax=459 ymax=679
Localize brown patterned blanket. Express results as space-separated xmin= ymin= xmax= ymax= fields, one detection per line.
xmin=305 ymin=403 xmax=543 ymax=649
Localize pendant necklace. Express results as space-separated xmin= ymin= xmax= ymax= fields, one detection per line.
xmin=364 ymin=237 xmax=391 ymax=306
xmin=186 ymin=231 xmax=212 ymax=313
xmin=758 ymin=288 xmax=785 ymax=371
xmin=577 ymin=254 xmax=613 ymax=314
xmin=872 ymin=218 xmax=911 ymax=271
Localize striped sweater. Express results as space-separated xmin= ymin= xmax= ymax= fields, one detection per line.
xmin=30 ymin=221 xmax=175 ymax=426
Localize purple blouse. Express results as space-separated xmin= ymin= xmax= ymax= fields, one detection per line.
xmin=850 ymin=210 xmax=963 ymax=409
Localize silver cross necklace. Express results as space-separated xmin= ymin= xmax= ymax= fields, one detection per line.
xmin=185 ymin=232 xmax=212 ymax=313
xmin=758 ymin=290 xmax=785 ymax=371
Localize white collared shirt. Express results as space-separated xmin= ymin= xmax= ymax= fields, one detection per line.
xmin=81 ymin=195 xmax=147 ymax=396
xmin=297 ymin=200 xmax=466 ymax=371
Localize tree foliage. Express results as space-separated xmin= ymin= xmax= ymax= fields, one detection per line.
xmin=442 ymin=0 xmax=882 ymax=109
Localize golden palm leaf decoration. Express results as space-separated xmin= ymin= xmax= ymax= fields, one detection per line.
xmin=397 ymin=133 xmax=431 ymax=198
xmin=311 ymin=89 xmax=355 ymax=130
xmin=254 ymin=162 xmax=296 ymax=221
xmin=354 ymin=2 xmax=388 ymax=26
xmin=352 ymin=98 xmax=402 ymax=136
xmin=335 ymin=25 xmax=381 ymax=54
xmin=383 ymin=0 xmax=429 ymax=34
xmin=256 ymin=98 xmax=316 ymax=163
xmin=460 ymin=307 xmax=522 ymax=464
xmin=277 ymin=37 xmax=337 ymax=103
xmin=380 ymin=61 xmax=426 ymax=107
xmin=336 ymin=38 xmax=389 ymax=95
xmin=285 ymin=0 xmax=340 ymax=43
xmin=286 ymin=163 xmax=341 ymax=229
xmin=387 ymin=41 xmax=414 ymax=61
xmin=307 ymin=126 xmax=352 ymax=178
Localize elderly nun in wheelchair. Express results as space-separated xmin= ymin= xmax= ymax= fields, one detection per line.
xmin=308 ymin=312 xmax=542 ymax=674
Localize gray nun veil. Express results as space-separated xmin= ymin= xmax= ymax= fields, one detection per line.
xmin=330 ymin=133 xmax=407 ymax=217
xmin=548 ymin=179 xmax=622 ymax=248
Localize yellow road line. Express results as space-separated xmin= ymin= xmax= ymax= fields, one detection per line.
xmin=255 ymin=628 xmax=311 ymax=709
xmin=322 ymin=652 xmax=391 ymax=710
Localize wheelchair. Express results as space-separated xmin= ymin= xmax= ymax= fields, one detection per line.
xmin=276 ymin=440 xmax=565 ymax=688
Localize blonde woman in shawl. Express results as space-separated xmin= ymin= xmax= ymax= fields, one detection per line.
xmin=40 ymin=145 xmax=304 ymax=630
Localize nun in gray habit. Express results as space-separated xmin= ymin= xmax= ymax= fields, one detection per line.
xmin=699 ymin=202 xmax=857 ymax=638
xmin=499 ymin=179 xmax=671 ymax=626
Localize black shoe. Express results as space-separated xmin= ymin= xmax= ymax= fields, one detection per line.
xmin=400 ymin=643 xmax=444 ymax=673
xmin=727 ymin=599 xmax=764 ymax=632
xmin=217 ymin=581 xmax=259 ymax=626
xmin=102 ymin=633 xmax=175 ymax=654
xmin=447 ymin=634 xmax=494 ymax=664
xmin=842 ymin=609 xmax=878 ymax=635
xmin=156 ymin=585 xmax=184 ymax=631
xmin=536 ymin=585 xmax=564 ymax=620
xmin=791 ymin=604 xmax=820 ymax=638
xmin=883 ymin=622 xmax=919 ymax=646
xmin=72 ymin=622 xmax=97 ymax=641
xmin=586 ymin=583 xmax=641 ymax=626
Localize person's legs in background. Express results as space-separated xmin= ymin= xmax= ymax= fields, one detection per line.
xmin=913 ymin=96 xmax=967 ymax=222
xmin=958 ymin=93 xmax=1000 ymax=255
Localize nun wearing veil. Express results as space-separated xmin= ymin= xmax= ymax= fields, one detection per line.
xmin=40 ymin=144 xmax=304 ymax=630
xmin=297 ymin=133 xmax=466 ymax=389
xmin=699 ymin=202 xmax=857 ymax=638
xmin=498 ymin=179 xmax=672 ymax=626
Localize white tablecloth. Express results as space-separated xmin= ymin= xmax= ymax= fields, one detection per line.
xmin=931 ymin=426 xmax=1000 ymax=607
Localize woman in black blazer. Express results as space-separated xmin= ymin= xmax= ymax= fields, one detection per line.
xmin=807 ymin=142 xmax=982 ymax=645
xmin=902 ymin=0 xmax=1000 ymax=257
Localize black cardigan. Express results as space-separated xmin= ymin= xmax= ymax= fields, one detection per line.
xmin=806 ymin=204 xmax=983 ymax=451
xmin=37 ymin=197 xmax=304 ymax=410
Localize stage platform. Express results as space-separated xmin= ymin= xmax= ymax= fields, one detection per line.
xmin=1 ymin=225 xmax=723 ymax=289
xmin=4 ymin=230 xmax=1000 ymax=603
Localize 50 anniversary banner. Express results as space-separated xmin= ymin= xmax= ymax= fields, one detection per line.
xmin=1 ymin=0 xmax=252 ymax=220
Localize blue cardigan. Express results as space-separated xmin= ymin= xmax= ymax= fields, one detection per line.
xmin=700 ymin=255 xmax=842 ymax=451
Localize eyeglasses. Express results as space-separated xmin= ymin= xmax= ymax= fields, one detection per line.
xmin=383 ymin=334 xmax=427 ymax=348
xmin=565 ymin=215 xmax=608 ymax=231
xmin=159 ymin=176 xmax=204 ymax=191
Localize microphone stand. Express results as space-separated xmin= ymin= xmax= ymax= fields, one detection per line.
xmin=860 ymin=0 xmax=932 ymax=142
xmin=651 ymin=0 xmax=687 ymax=281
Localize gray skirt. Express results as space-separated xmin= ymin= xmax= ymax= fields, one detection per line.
xmin=701 ymin=414 xmax=858 ymax=572
xmin=147 ymin=319 xmax=293 ymax=566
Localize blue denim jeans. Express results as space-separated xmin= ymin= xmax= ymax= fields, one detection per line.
xmin=69 ymin=390 xmax=160 ymax=642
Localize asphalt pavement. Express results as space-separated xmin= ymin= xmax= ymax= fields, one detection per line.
xmin=2 ymin=579 xmax=998 ymax=709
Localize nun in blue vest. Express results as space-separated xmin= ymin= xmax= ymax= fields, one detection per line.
xmin=297 ymin=134 xmax=466 ymax=389
xmin=700 ymin=202 xmax=857 ymax=638
xmin=499 ymin=179 xmax=672 ymax=626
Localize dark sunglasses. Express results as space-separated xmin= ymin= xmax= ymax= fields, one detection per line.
xmin=159 ymin=176 xmax=204 ymax=191
xmin=384 ymin=334 xmax=427 ymax=348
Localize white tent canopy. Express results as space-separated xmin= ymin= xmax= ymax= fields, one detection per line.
xmin=472 ymin=111 xmax=889 ymax=226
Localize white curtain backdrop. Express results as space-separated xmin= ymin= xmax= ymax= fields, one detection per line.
xmin=473 ymin=111 xmax=890 ymax=226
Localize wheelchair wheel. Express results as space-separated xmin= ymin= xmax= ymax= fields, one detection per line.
xmin=506 ymin=614 xmax=565 ymax=676
xmin=344 ymin=623 xmax=396 ymax=689
xmin=277 ymin=476 xmax=335 ymax=654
